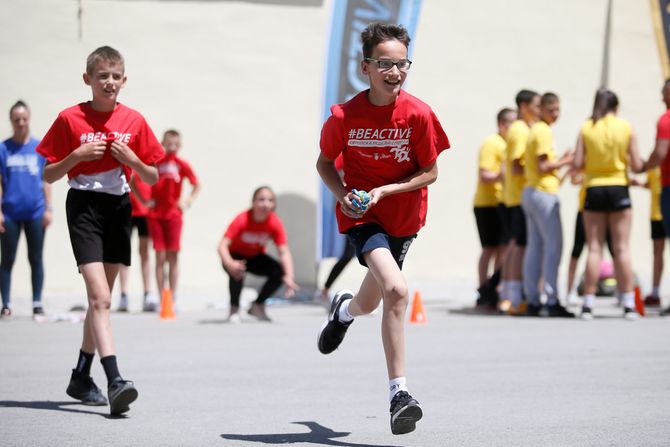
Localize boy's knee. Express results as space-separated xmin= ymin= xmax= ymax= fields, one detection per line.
xmin=383 ymin=282 xmax=408 ymax=305
xmin=88 ymin=293 xmax=112 ymax=310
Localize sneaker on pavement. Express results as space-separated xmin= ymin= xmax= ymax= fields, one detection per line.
xmin=66 ymin=370 xmax=108 ymax=406
xmin=108 ymin=379 xmax=138 ymax=416
xmin=623 ymin=307 xmax=639 ymax=321
xmin=228 ymin=312 xmax=241 ymax=324
xmin=117 ymin=295 xmax=128 ymax=312
xmin=644 ymin=295 xmax=661 ymax=307
xmin=547 ymin=302 xmax=574 ymax=318
xmin=32 ymin=306 xmax=45 ymax=316
xmin=498 ymin=299 xmax=512 ymax=313
xmin=1 ymin=306 xmax=11 ymax=317
xmin=248 ymin=303 xmax=272 ymax=322
xmin=508 ymin=301 xmax=528 ymax=316
xmin=525 ymin=302 xmax=542 ymax=317
xmin=660 ymin=305 xmax=670 ymax=316
xmin=389 ymin=391 xmax=423 ymax=435
xmin=317 ymin=290 xmax=353 ymax=354
xmin=580 ymin=306 xmax=594 ymax=321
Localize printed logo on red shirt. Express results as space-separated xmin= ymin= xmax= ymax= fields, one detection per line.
xmin=240 ymin=231 xmax=271 ymax=246
xmin=158 ymin=160 xmax=182 ymax=182
xmin=347 ymin=127 xmax=413 ymax=163
xmin=79 ymin=132 xmax=132 ymax=144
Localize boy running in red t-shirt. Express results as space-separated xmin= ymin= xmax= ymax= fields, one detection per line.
xmin=147 ymin=129 xmax=199 ymax=305
xmin=316 ymin=23 xmax=450 ymax=435
xmin=36 ymin=46 xmax=163 ymax=415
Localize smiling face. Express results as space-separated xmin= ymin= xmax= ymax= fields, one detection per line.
xmin=84 ymin=58 xmax=126 ymax=111
xmin=361 ymin=38 xmax=408 ymax=106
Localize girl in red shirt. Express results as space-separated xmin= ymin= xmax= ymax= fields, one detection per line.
xmin=217 ymin=186 xmax=298 ymax=322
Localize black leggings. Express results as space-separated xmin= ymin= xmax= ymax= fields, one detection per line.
xmin=323 ymin=240 xmax=355 ymax=289
xmin=227 ymin=253 xmax=283 ymax=307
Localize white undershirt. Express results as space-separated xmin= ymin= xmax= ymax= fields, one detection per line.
xmin=68 ymin=167 xmax=130 ymax=195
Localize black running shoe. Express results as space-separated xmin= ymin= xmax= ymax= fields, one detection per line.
xmin=108 ymin=379 xmax=138 ymax=416
xmin=547 ymin=303 xmax=574 ymax=318
xmin=66 ymin=370 xmax=108 ymax=406
xmin=32 ymin=306 xmax=44 ymax=316
xmin=317 ymin=290 xmax=353 ymax=354
xmin=660 ymin=306 xmax=670 ymax=316
xmin=389 ymin=391 xmax=423 ymax=435
xmin=526 ymin=302 xmax=542 ymax=317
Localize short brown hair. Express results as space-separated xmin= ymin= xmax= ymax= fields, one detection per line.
xmin=541 ymin=92 xmax=559 ymax=106
xmin=163 ymin=129 xmax=181 ymax=139
xmin=361 ymin=23 xmax=410 ymax=59
xmin=86 ymin=46 xmax=124 ymax=75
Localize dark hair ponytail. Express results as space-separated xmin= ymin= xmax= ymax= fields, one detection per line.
xmin=591 ymin=88 xmax=619 ymax=122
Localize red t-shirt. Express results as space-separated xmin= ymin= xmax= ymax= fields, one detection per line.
xmin=657 ymin=109 xmax=670 ymax=186
xmin=224 ymin=210 xmax=288 ymax=258
xmin=149 ymin=152 xmax=198 ymax=219
xmin=36 ymin=102 xmax=163 ymax=180
xmin=320 ymin=90 xmax=450 ymax=236
xmin=130 ymin=173 xmax=152 ymax=217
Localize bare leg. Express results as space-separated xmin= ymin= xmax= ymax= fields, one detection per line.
xmin=167 ymin=251 xmax=179 ymax=295
xmin=608 ymin=209 xmax=634 ymax=293
xmin=139 ymin=237 xmax=152 ymax=294
xmin=567 ymin=257 xmax=579 ymax=294
xmin=583 ymin=211 xmax=607 ymax=295
xmin=362 ymin=248 xmax=408 ymax=380
xmin=155 ymin=250 xmax=166 ymax=292
xmin=348 ymin=271 xmax=383 ymax=316
xmin=79 ymin=262 xmax=121 ymax=357
xmin=119 ymin=266 xmax=129 ymax=296
xmin=653 ymin=238 xmax=665 ymax=291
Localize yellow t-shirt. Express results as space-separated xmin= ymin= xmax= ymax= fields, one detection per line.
xmin=503 ymin=120 xmax=530 ymax=206
xmin=648 ymin=167 xmax=662 ymax=221
xmin=578 ymin=185 xmax=586 ymax=211
xmin=473 ymin=133 xmax=505 ymax=207
xmin=525 ymin=121 xmax=560 ymax=193
xmin=581 ymin=114 xmax=632 ymax=187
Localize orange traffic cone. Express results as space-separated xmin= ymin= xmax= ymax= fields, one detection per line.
xmin=634 ymin=286 xmax=645 ymax=317
xmin=160 ymin=288 xmax=175 ymax=320
xmin=409 ymin=290 xmax=427 ymax=324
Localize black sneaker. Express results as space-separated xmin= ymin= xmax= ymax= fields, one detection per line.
xmin=317 ymin=290 xmax=354 ymax=354
xmin=1 ymin=306 xmax=11 ymax=317
xmin=660 ymin=306 xmax=670 ymax=316
xmin=623 ymin=307 xmax=639 ymax=321
xmin=547 ymin=303 xmax=574 ymax=318
xmin=389 ymin=391 xmax=423 ymax=435
xmin=32 ymin=306 xmax=44 ymax=316
xmin=66 ymin=370 xmax=108 ymax=406
xmin=526 ymin=302 xmax=542 ymax=317
xmin=108 ymin=379 xmax=138 ymax=416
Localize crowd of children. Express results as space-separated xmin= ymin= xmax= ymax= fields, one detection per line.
xmin=473 ymin=85 xmax=670 ymax=319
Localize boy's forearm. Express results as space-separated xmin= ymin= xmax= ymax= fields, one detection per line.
xmin=316 ymin=156 xmax=348 ymax=201
xmin=129 ymin=160 xmax=158 ymax=185
xmin=43 ymin=182 xmax=52 ymax=209
xmin=185 ymin=183 xmax=201 ymax=208
xmin=380 ymin=162 xmax=438 ymax=197
xmin=278 ymin=248 xmax=295 ymax=280
xmin=44 ymin=153 xmax=81 ymax=183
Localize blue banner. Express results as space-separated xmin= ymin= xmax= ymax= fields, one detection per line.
xmin=317 ymin=0 xmax=423 ymax=260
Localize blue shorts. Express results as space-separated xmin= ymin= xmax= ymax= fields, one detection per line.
xmin=345 ymin=223 xmax=416 ymax=269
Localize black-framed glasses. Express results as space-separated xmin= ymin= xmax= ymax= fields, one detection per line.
xmin=364 ymin=57 xmax=412 ymax=72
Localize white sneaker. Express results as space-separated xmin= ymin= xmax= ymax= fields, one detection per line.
xmin=580 ymin=306 xmax=594 ymax=321
xmin=623 ymin=307 xmax=639 ymax=321
xmin=228 ymin=312 xmax=241 ymax=324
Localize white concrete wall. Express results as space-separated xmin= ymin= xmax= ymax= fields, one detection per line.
xmin=0 ymin=0 xmax=663 ymax=304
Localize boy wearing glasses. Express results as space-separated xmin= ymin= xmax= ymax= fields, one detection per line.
xmin=316 ymin=22 xmax=450 ymax=435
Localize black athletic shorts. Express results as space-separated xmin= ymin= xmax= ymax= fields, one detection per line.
xmin=346 ymin=223 xmax=416 ymax=269
xmin=474 ymin=206 xmax=503 ymax=248
xmin=507 ymin=205 xmax=526 ymax=247
xmin=497 ymin=204 xmax=511 ymax=245
xmin=131 ymin=216 xmax=149 ymax=237
xmin=583 ymin=185 xmax=631 ymax=212
xmin=66 ymin=189 xmax=132 ymax=267
xmin=651 ymin=220 xmax=666 ymax=240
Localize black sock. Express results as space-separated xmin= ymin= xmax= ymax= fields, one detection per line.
xmin=100 ymin=355 xmax=123 ymax=384
xmin=74 ymin=350 xmax=94 ymax=376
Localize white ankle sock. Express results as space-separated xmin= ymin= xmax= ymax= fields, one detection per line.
xmin=338 ymin=299 xmax=354 ymax=322
xmin=389 ymin=377 xmax=408 ymax=402
xmin=621 ymin=291 xmax=635 ymax=309
xmin=583 ymin=294 xmax=595 ymax=308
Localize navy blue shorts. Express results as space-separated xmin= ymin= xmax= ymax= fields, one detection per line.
xmin=345 ymin=223 xmax=416 ymax=269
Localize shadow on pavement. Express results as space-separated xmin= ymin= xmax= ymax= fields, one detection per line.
xmin=220 ymin=421 xmax=402 ymax=446
xmin=0 ymin=400 xmax=112 ymax=418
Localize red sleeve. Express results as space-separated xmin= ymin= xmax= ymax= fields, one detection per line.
xmin=224 ymin=213 xmax=243 ymax=241
xmin=35 ymin=113 xmax=73 ymax=163
xmin=413 ymin=108 xmax=451 ymax=168
xmin=271 ymin=214 xmax=288 ymax=246
xmin=657 ymin=113 xmax=670 ymax=140
xmin=180 ymin=159 xmax=198 ymax=185
xmin=134 ymin=118 xmax=164 ymax=166
xmin=319 ymin=106 xmax=346 ymax=161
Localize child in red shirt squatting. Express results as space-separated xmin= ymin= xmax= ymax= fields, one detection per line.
xmin=36 ymin=46 xmax=163 ymax=416
xmin=147 ymin=129 xmax=200 ymax=304
xmin=217 ymin=186 xmax=298 ymax=322
xmin=316 ymin=23 xmax=450 ymax=435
